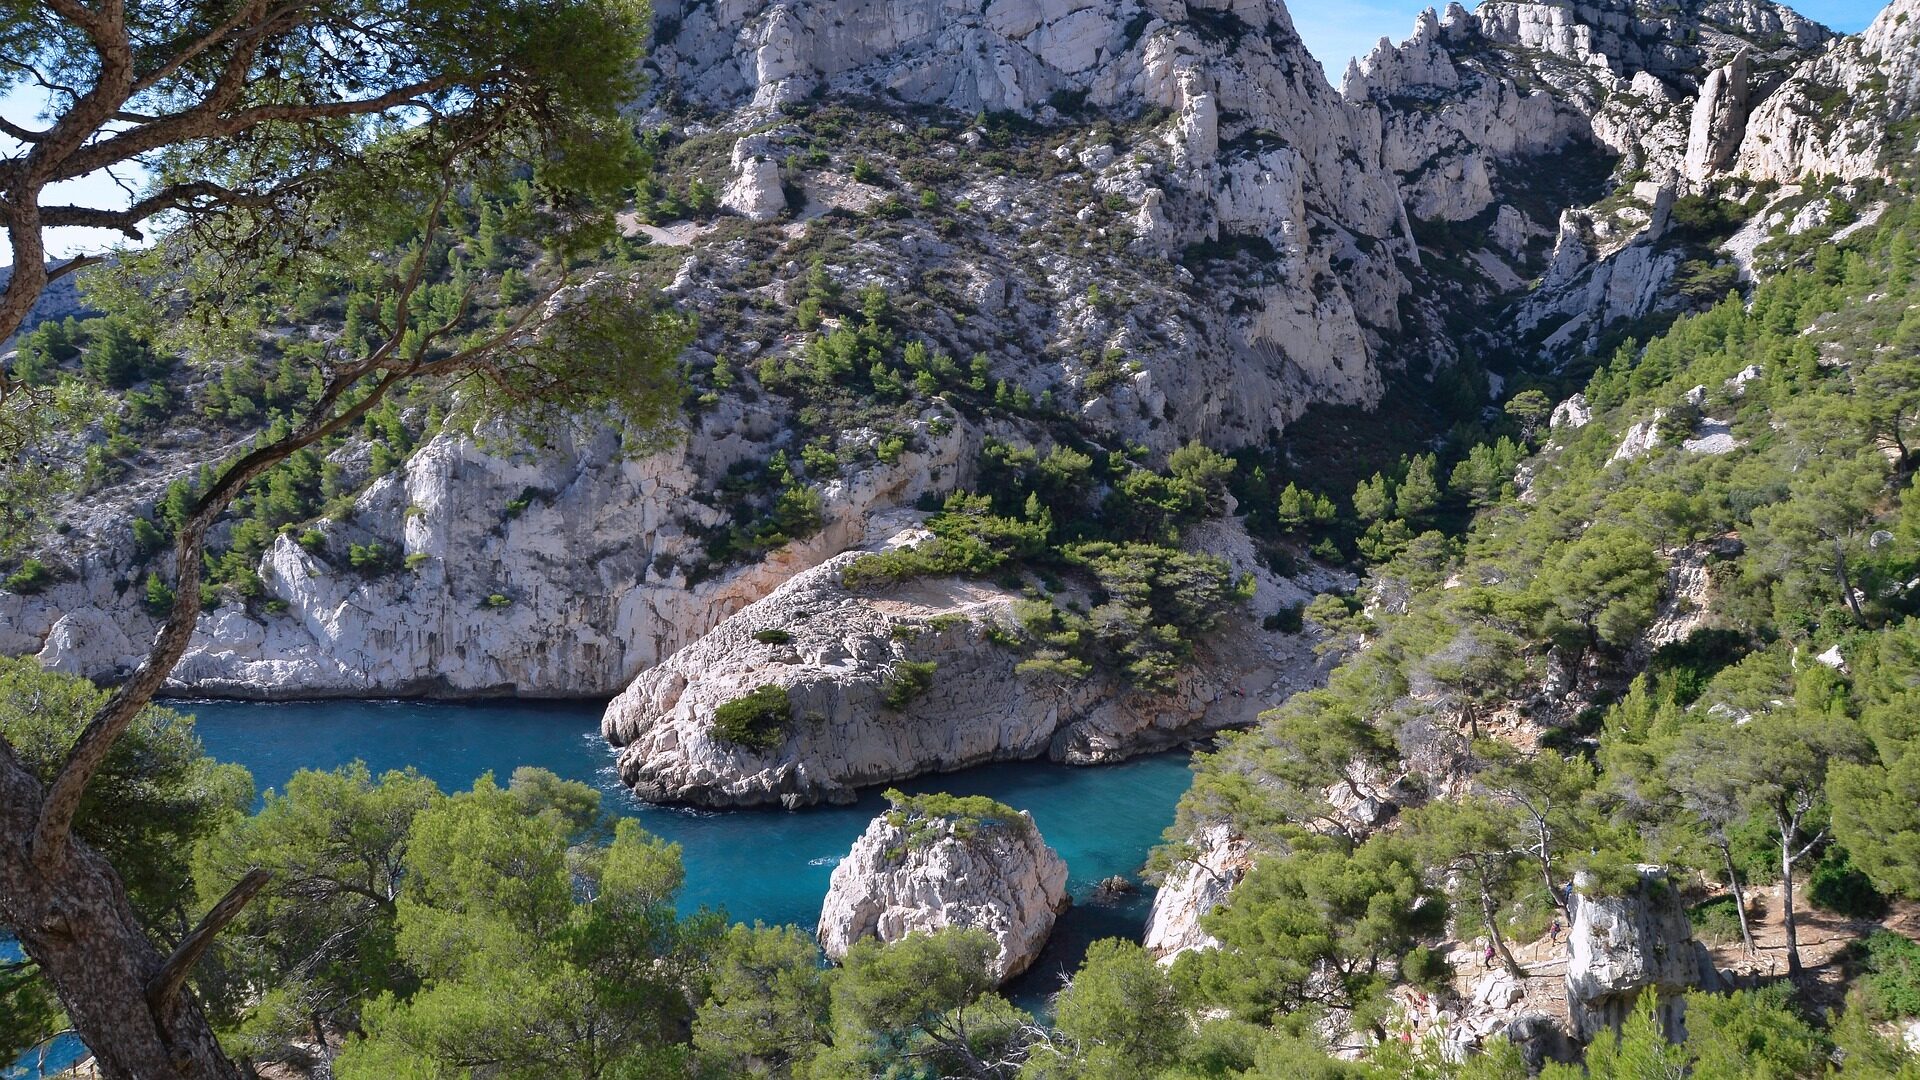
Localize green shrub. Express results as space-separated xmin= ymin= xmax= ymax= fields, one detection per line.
xmin=3 ymin=559 xmax=54 ymax=594
xmin=131 ymin=518 xmax=167 ymax=558
xmin=1856 ymin=931 xmax=1920 ymax=1019
xmin=348 ymin=542 xmax=399 ymax=576
xmin=142 ymin=572 xmax=175 ymax=617
xmin=297 ymin=529 xmax=327 ymax=553
xmin=882 ymin=789 xmax=1029 ymax=848
xmin=405 ymin=552 xmax=432 ymax=572
xmin=882 ymin=661 xmax=937 ymax=710
xmin=1810 ymin=847 xmax=1890 ymax=918
xmin=752 ymin=628 xmax=793 ymax=646
xmin=484 ymin=593 xmax=512 ymax=609
xmin=1688 ymin=895 xmax=1748 ymax=945
xmin=1263 ymin=604 xmax=1305 ymax=634
xmin=712 ymin=685 xmax=793 ymax=751
xmin=1400 ymin=946 xmax=1453 ymax=992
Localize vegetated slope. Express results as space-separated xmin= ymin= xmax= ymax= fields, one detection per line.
xmin=1152 ymin=173 xmax=1920 ymax=1067
xmin=0 ymin=0 xmax=1905 ymax=713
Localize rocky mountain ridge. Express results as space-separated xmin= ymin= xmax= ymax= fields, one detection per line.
xmin=5 ymin=0 xmax=1920 ymax=803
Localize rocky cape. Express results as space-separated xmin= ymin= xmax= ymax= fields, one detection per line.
xmin=603 ymin=515 xmax=1339 ymax=808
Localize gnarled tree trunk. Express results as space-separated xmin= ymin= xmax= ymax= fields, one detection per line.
xmin=2 ymin=751 xmax=240 ymax=1079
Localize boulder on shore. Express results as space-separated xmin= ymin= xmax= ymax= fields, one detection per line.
xmin=817 ymin=791 xmax=1069 ymax=983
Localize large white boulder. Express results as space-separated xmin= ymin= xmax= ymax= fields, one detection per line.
xmin=818 ymin=793 xmax=1070 ymax=983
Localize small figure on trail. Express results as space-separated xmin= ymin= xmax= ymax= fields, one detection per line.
xmin=1483 ymin=943 xmax=1497 ymax=969
xmin=1549 ymin=919 xmax=1562 ymax=947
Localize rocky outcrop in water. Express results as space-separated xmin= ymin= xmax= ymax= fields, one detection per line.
xmin=1565 ymin=867 xmax=1721 ymax=1042
xmin=603 ymin=517 xmax=1335 ymax=808
xmin=818 ymin=793 xmax=1069 ymax=983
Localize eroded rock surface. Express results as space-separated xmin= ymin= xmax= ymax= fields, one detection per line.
xmin=603 ymin=517 xmax=1335 ymax=808
xmin=1142 ymin=823 xmax=1255 ymax=961
xmin=818 ymin=794 xmax=1069 ymax=983
xmin=1565 ymin=867 xmax=1720 ymax=1041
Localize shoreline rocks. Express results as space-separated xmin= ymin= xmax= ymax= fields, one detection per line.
xmin=818 ymin=791 xmax=1070 ymax=983
xmin=1142 ymin=824 xmax=1255 ymax=962
xmin=603 ymin=517 xmax=1335 ymax=809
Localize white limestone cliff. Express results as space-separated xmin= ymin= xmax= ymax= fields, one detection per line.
xmin=1735 ymin=0 xmax=1920 ymax=182
xmin=818 ymin=795 xmax=1070 ymax=983
xmin=8 ymin=412 xmax=973 ymax=697
xmin=1141 ymin=823 xmax=1254 ymax=961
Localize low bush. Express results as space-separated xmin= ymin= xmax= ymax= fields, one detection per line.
xmin=752 ymin=628 xmax=793 ymax=645
xmin=1855 ymin=931 xmax=1920 ymax=1019
xmin=882 ymin=660 xmax=937 ymax=710
xmin=1810 ymin=846 xmax=1890 ymax=918
xmin=3 ymin=559 xmax=53 ymax=594
xmin=1688 ymin=895 xmax=1748 ymax=945
xmin=712 ymin=685 xmax=793 ymax=750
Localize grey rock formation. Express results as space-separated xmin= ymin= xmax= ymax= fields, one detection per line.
xmin=1565 ymin=867 xmax=1720 ymax=1042
xmin=1505 ymin=1013 xmax=1577 ymax=1069
xmin=721 ymin=134 xmax=788 ymax=221
xmin=818 ymin=795 xmax=1069 ymax=983
xmin=5 ymin=414 xmax=969 ymax=697
xmin=1736 ymin=0 xmax=1920 ymax=182
xmin=602 ymin=516 xmax=1334 ymax=807
xmin=1684 ymin=52 xmax=1752 ymax=181
xmin=1142 ymin=823 xmax=1254 ymax=961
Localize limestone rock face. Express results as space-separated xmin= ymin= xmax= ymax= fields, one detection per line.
xmin=602 ymin=517 xmax=1336 ymax=808
xmin=649 ymin=0 xmax=1423 ymax=440
xmin=7 ymin=413 xmax=969 ymax=697
xmin=1565 ymin=867 xmax=1721 ymax=1041
xmin=1141 ymin=823 xmax=1254 ymax=961
xmin=1684 ymin=52 xmax=1751 ymax=181
xmin=721 ymin=134 xmax=788 ymax=221
xmin=1735 ymin=0 xmax=1920 ymax=182
xmin=1347 ymin=0 xmax=1835 ymax=361
xmin=818 ymin=799 xmax=1069 ymax=983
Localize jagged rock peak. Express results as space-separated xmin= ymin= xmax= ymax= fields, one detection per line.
xmin=1734 ymin=0 xmax=1920 ymax=181
xmin=817 ymin=791 xmax=1070 ymax=983
xmin=1473 ymin=0 xmax=1830 ymax=79
xmin=651 ymin=0 xmax=1334 ymax=117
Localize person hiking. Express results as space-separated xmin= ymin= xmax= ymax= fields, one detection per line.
xmin=1483 ymin=943 xmax=1497 ymax=969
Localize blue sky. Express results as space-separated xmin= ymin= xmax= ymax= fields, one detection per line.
xmin=1293 ymin=0 xmax=1889 ymax=78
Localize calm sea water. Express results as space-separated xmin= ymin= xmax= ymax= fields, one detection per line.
xmin=186 ymin=698 xmax=1194 ymax=1003
xmin=5 ymin=698 xmax=1194 ymax=1074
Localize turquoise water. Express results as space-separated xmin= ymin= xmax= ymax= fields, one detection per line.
xmin=181 ymin=698 xmax=1196 ymax=1003
xmin=0 ymin=944 xmax=84 ymax=1080
xmin=4 ymin=698 xmax=1193 ymax=1074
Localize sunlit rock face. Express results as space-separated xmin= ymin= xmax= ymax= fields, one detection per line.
xmin=818 ymin=801 xmax=1070 ymax=983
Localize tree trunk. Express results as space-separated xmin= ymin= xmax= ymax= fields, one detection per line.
xmin=1780 ymin=830 xmax=1802 ymax=976
xmin=1833 ymin=538 xmax=1867 ymax=627
xmin=1479 ymin=881 xmax=1525 ymax=978
xmin=1536 ymin=819 xmax=1563 ymax=915
xmin=2 ymin=754 xmax=241 ymax=1080
xmin=1719 ymin=841 xmax=1756 ymax=955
